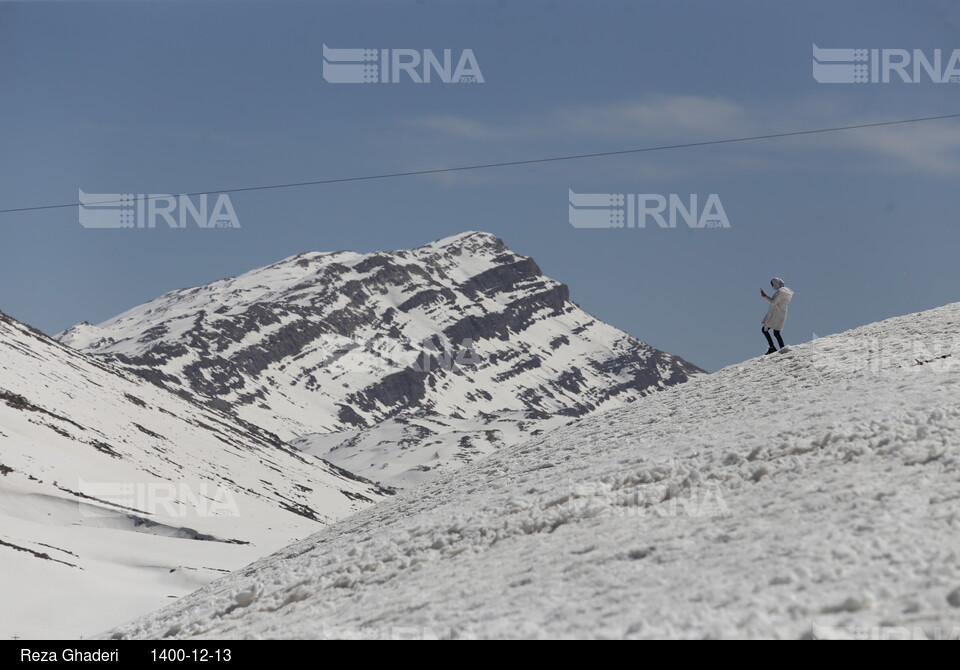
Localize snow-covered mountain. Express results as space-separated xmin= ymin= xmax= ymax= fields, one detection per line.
xmin=0 ymin=310 xmax=390 ymax=640
xmin=108 ymin=303 xmax=960 ymax=639
xmin=59 ymin=232 xmax=702 ymax=487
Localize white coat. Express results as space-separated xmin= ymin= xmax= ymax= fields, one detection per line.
xmin=761 ymin=287 xmax=793 ymax=331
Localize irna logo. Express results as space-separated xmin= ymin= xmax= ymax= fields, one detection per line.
xmin=812 ymin=44 xmax=960 ymax=83
xmin=322 ymin=44 xmax=484 ymax=84
xmin=568 ymin=190 xmax=730 ymax=229
xmin=78 ymin=190 xmax=240 ymax=229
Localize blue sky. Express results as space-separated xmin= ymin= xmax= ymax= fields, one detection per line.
xmin=2 ymin=0 xmax=960 ymax=372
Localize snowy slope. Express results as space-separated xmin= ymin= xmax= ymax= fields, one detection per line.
xmin=293 ymin=410 xmax=573 ymax=489
xmin=107 ymin=303 xmax=960 ymax=639
xmin=58 ymin=232 xmax=701 ymax=486
xmin=0 ymin=311 xmax=390 ymax=640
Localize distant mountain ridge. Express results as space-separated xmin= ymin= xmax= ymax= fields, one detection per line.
xmin=59 ymin=231 xmax=703 ymax=486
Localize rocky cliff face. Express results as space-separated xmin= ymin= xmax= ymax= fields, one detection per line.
xmin=59 ymin=231 xmax=703 ymax=484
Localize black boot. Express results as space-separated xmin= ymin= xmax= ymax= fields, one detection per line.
xmin=762 ymin=328 xmax=776 ymax=355
xmin=765 ymin=347 xmax=777 ymax=355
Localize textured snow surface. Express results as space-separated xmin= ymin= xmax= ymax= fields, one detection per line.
xmin=0 ymin=312 xmax=390 ymax=640
xmin=293 ymin=410 xmax=574 ymax=489
xmin=109 ymin=304 xmax=960 ymax=639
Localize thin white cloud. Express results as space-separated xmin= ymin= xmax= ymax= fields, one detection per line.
xmin=398 ymin=93 xmax=960 ymax=177
xmin=403 ymin=115 xmax=511 ymax=141
xmin=838 ymin=123 xmax=960 ymax=174
xmin=552 ymin=95 xmax=751 ymax=139
xmin=404 ymin=94 xmax=753 ymax=143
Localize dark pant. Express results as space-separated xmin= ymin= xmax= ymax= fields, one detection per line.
xmin=762 ymin=327 xmax=785 ymax=349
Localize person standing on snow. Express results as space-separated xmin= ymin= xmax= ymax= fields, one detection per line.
xmin=760 ymin=277 xmax=793 ymax=355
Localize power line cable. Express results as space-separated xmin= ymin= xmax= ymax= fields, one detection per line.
xmin=2 ymin=112 xmax=958 ymax=215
